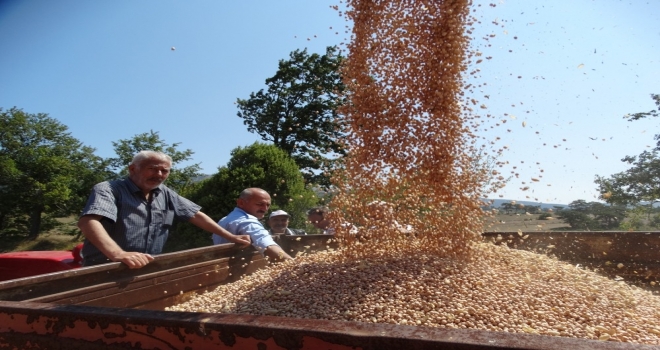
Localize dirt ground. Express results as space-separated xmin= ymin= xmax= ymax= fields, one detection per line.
xmin=482 ymin=213 xmax=570 ymax=232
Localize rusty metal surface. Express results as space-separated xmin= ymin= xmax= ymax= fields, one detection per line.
xmin=1 ymin=234 xmax=659 ymax=349
xmin=481 ymin=231 xmax=660 ymax=260
xmin=482 ymin=231 xmax=660 ymax=293
xmin=1 ymin=300 xmax=657 ymax=350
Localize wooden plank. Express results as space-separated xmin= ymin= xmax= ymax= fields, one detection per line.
xmin=27 ymin=260 xmax=230 ymax=306
xmin=0 ymin=244 xmax=247 ymax=302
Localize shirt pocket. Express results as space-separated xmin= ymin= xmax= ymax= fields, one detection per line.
xmin=154 ymin=210 xmax=175 ymax=229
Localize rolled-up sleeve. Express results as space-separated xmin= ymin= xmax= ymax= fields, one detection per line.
xmin=238 ymin=221 xmax=277 ymax=251
xmin=81 ymin=182 xmax=118 ymax=221
xmin=169 ymin=193 xmax=201 ymax=221
xmin=216 ymin=208 xmax=279 ymax=252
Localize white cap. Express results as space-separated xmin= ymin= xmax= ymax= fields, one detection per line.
xmin=269 ymin=210 xmax=290 ymax=219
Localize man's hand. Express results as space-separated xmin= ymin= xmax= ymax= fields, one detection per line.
xmin=112 ymin=251 xmax=155 ymax=269
xmin=189 ymin=212 xmax=252 ymax=247
xmin=231 ymin=234 xmax=252 ymax=247
xmin=265 ymin=245 xmax=293 ymax=261
xmin=79 ymin=215 xmax=156 ymax=268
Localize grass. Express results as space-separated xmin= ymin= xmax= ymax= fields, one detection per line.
xmin=14 ymin=234 xmax=83 ymax=251
xmin=0 ymin=216 xmax=84 ymax=253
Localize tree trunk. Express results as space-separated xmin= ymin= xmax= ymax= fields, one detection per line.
xmin=28 ymin=205 xmax=43 ymax=240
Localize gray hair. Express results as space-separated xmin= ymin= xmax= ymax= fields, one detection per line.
xmin=239 ymin=188 xmax=268 ymax=200
xmin=130 ymin=151 xmax=172 ymax=168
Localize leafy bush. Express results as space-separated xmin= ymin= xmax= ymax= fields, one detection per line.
xmin=165 ymin=143 xmax=317 ymax=252
xmin=537 ymin=212 xmax=552 ymax=220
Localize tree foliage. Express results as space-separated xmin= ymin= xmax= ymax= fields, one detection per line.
xmin=0 ymin=107 xmax=106 ymax=239
xmin=625 ymin=93 xmax=659 ymax=122
xmin=596 ymin=94 xmax=660 ymax=210
xmin=108 ymin=130 xmax=202 ymax=193
xmin=236 ymin=46 xmax=346 ymax=186
xmin=498 ymin=202 xmax=529 ymax=214
xmin=590 ymin=202 xmax=626 ymax=229
xmin=557 ymin=209 xmax=594 ymax=230
xmin=166 ymin=143 xmax=317 ymax=251
xmin=595 ymin=150 xmax=660 ymax=209
xmin=625 ymin=94 xmax=660 ymax=150
xmin=557 ymin=200 xmax=625 ymax=230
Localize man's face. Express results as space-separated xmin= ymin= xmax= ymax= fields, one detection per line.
xmin=307 ymin=213 xmax=329 ymax=230
xmin=238 ymin=191 xmax=271 ymax=219
xmin=268 ymin=215 xmax=289 ymax=233
xmin=129 ymin=159 xmax=171 ymax=193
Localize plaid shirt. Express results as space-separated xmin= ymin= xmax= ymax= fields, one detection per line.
xmin=80 ymin=178 xmax=201 ymax=265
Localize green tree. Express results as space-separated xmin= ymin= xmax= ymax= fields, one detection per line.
xmin=557 ymin=200 xmax=625 ymax=230
xmin=590 ymin=202 xmax=625 ymax=229
xmin=558 ymin=200 xmax=597 ymax=230
xmin=620 ymin=206 xmax=646 ymax=231
xmin=625 ymin=93 xmax=659 ymax=122
xmin=552 ymin=206 xmax=565 ymax=213
xmin=500 ymin=202 xmax=515 ymax=214
xmin=558 ymin=210 xmax=594 ymax=230
xmin=0 ymin=107 xmax=106 ymax=239
xmin=558 ymin=199 xmax=597 ymax=230
xmin=537 ymin=212 xmax=552 ymax=220
xmin=649 ymin=212 xmax=660 ymax=229
xmin=236 ymin=46 xmax=346 ymax=186
xmin=568 ymin=199 xmax=591 ymax=213
xmin=526 ymin=205 xmax=541 ymax=214
xmin=595 ymin=150 xmax=660 ymax=213
xmin=108 ymin=130 xmax=202 ymax=193
xmin=597 ymin=94 xmax=660 ymax=213
xmin=166 ymin=142 xmax=317 ymax=251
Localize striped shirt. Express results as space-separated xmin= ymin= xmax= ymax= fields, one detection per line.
xmin=213 ymin=207 xmax=277 ymax=252
xmin=80 ymin=178 xmax=201 ymax=266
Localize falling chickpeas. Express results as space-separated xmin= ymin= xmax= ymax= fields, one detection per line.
xmin=166 ymin=0 xmax=660 ymax=345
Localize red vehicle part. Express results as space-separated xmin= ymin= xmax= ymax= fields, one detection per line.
xmin=0 ymin=243 xmax=83 ymax=281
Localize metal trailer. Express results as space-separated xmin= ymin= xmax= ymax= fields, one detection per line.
xmin=481 ymin=231 xmax=660 ymax=294
xmin=1 ymin=233 xmax=658 ymax=350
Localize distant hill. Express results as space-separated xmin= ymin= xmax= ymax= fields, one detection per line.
xmin=185 ymin=179 xmax=569 ymax=211
xmin=483 ymin=199 xmax=568 ymax=210
xmin=192 ymin=174 xmax=212 ymax=182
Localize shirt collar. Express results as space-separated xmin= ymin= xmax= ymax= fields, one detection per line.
xmin=235 ymin=207 xmax=259 ymax=221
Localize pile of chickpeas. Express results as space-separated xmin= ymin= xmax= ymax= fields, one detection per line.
xmin=168 ymin=0 xmax=660 ymax=344
xmin=167 ymin=244 xmax=660 ymax=344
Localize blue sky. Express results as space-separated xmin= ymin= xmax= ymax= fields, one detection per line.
xmin=1 ymin=0 xmax=658 ymax=205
